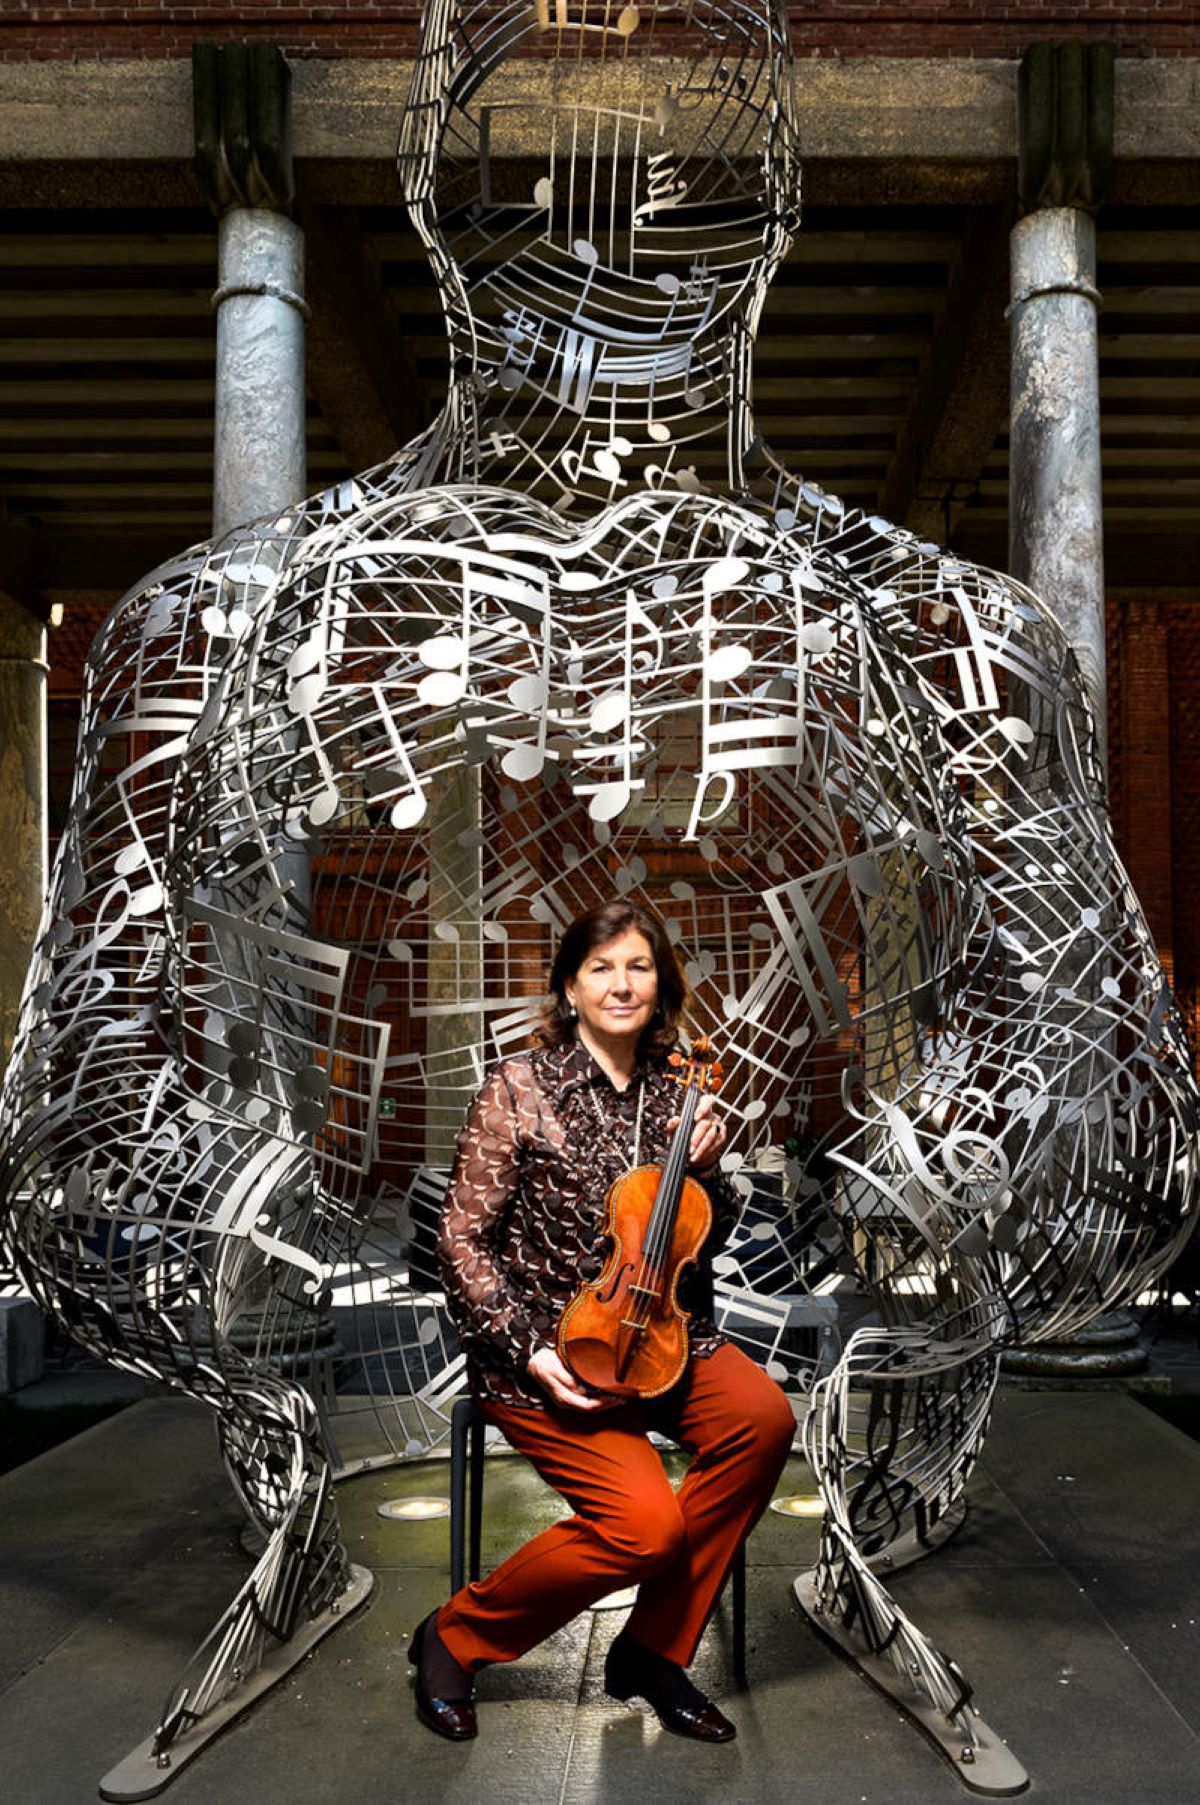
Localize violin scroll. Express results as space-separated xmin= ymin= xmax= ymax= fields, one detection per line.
xmin=667 ymin=1035 xmax=725 ymax=1096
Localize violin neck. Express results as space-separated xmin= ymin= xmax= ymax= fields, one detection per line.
xmin=643 ymin=1085 xmax=700 ymax=1274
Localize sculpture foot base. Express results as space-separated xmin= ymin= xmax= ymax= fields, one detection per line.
xmin=793 ymin=1573 xmax=1028 ymax=1797
xmin=98 ymin=1563 xmax=374 ymax=1801
xmin=864 ymin=1496 xmax=968 ymax=1577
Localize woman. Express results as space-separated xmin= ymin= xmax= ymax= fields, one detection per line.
xmin=411 ymin=900 xmax=795 ymax=1742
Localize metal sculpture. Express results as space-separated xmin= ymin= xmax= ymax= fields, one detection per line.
xmin=1 ymin=0 xmax=1196 ymax=1796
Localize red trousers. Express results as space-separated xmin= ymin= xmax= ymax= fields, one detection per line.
xmin=437 ymin=1341 xmax=795 ymax=1672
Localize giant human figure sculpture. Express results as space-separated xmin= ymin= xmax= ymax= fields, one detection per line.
xmin=2 ymin=0 xmax=1196 ymax=1796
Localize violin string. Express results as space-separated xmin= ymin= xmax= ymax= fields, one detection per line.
xmin=585 ymin=1073 xmax=658 ymax=1348
xmin=627 ymin=1083 xmax=692 ymax=1328
xmin=645 ymin=1086 xmax=694 ymax=1271
xmin=628 ymin=1075 xmax=700 ymax=1330
xmin=638 ymin=1062 xmax=713 ymax=1318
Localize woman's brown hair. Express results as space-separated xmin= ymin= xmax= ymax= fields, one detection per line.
xmin=533 ymin=900 xmax=687 ymax=1058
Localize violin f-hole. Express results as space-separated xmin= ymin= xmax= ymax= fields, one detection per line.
xmin=595 ymin=1258 xmax=634 ymax=1306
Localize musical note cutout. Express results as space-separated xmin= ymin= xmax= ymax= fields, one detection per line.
xmin=183 ymin=898 xmax=389 ymax=1177
xmin=685 ymin=554 xmax=807 ymax=840
xmin=636 ymin=149 xmax=690 ymax=222
xmin=570 ymin=585 xmax=668 ymax=824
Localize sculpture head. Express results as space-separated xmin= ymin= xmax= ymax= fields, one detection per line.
xmin=398 ymin=0 xmax=801 ymax=468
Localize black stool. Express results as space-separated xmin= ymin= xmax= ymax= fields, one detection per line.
xmin=448 ymin=1393 xmax=747 ymax=1682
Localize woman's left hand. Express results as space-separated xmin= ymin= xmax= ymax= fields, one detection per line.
xmin=668 ymin=1093 xmax=727 ymax=1175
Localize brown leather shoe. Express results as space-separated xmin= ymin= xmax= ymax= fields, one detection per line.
xmin=408 ymin=1610 xmax=477 ymax=1741
xmin=604 ymin=1629 xmax=736 ymax=1743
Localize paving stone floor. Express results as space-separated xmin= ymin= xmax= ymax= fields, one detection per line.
xmin=1 ymin=1383 xmax=1198 ymax=1805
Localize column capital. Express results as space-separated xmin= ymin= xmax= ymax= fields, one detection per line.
xmin=1018 ymin=42 xmax=1114 ymax=216
xmin=193 ymin=42 xmax=294 ymax=216
xmin=0 ymin=588 xmax=47 ymax=664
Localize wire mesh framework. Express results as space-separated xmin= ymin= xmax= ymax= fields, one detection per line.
xmin=1 ymin=0 xmax=1196 ymax=1791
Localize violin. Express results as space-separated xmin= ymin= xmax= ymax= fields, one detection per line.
xmin=557 ymin=1038 xmax=725 ymax=1400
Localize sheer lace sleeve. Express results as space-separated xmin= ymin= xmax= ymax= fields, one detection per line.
xmin=437 ymin=1062 xmax=552 ymax=1376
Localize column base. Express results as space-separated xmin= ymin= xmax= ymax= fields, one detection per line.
xmin=1000 ymin=1312 xmax=1164 ymax=1388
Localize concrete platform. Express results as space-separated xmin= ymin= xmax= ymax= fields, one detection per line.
xmin=1 ymin=1390 xmax=1198 ymax=1804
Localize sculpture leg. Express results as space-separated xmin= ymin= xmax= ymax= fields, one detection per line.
xmin=98 ymin=1360 xmax=371 ymax=1802
xmin=796 ymin=1327 xmax=1028 ymax=1797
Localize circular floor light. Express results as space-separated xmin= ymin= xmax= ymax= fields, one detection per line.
xmin=377 ymin=1496 xmax=451 ymax=1521
xmin=769 ymin=1494 xmax=825 ymax=1518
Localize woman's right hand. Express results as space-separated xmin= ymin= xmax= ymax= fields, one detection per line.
xmin=528 ymin=1346 xmax=622 ymax=1412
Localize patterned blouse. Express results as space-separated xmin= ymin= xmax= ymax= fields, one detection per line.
xmin=438 ymin=1037 xmax=740 ymax=1410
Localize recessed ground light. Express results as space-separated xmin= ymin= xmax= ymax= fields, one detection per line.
xmin=377 ymin=1496 xmax=451 ymax=1521
xmin=769 ymin=1494 xmax=825 ymax=1518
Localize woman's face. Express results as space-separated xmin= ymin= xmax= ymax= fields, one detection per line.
xmin=565 ymin=927 xmax=659 ymax=1047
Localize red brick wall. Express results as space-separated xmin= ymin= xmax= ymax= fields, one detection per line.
xmin=0 ymin=2 xmax=1194 ymax=63
xmin=1109 ymin=595 xmax=1200 ymax=1067
xmin=1164 ymin=603 xmax=1200 ymax=1062
xmin=1117 ymin=599 xmax=1174 ymax=984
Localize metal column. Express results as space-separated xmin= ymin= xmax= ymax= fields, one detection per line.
xmin=212 ymin=207 xmax=307 ymax=540
xmin=1008 ymin=42 xmax=1113 ymax=771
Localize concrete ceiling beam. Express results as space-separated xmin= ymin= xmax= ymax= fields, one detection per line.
xmin=0 ymin=56 xmax=1195 ymax=167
